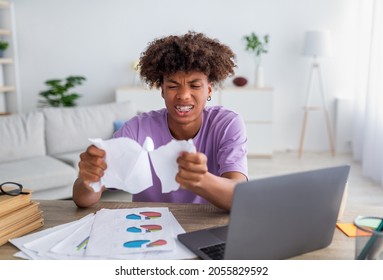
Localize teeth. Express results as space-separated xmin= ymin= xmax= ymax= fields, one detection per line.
xmin=176 ymin=105 xmax=193 ymax=112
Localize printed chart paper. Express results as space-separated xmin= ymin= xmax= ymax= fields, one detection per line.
xmin=10 ymin=214 xmax=95 ymax=260
xmin=10 ymin=207 xmax=195 ymax=260
xmin=85 ymin=208 xmax=175 ymax=257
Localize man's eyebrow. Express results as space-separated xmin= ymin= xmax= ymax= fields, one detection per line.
xmin=188 ymin=79 xmax=203 ymax=83
xmin=166 ymin=79 xmax=180 ymax=84
xmin=166 ymin=78 xmax=203 ymax=84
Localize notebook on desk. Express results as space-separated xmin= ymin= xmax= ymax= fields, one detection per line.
xmin=178 ymin=165 xmax=350 ymax=260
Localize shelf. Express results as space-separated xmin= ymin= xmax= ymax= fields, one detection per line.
xmin=0 ymin=0 xmax=19 ymax=114
xmin=222 ymin=85 xmax=274 ymax=91
xmin=0 ymin=86 xmax=15 ymax=92
xmin=0 ymin=1 xmax=10 ymax=8
xmin=0 ymin=58 xmax=13 ymax=64
xmin=0 ymin=29 xmax=11 ymax=35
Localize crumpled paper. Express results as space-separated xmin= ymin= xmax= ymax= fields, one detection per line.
xmin=89 ymin=136 xmax=195 ymax=194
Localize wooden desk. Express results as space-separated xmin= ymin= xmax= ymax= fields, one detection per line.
xmin=0 ymin=201 xmax=382 ymax=260
xmin=0 ymin=200 xmax=228 ymax=260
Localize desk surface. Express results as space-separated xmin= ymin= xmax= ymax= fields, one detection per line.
xmin=1 ymin=200 xmax=382 ymax=260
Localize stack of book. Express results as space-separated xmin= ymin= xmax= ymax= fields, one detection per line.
xmin=0 ymin=190 xmax=44 ymax=246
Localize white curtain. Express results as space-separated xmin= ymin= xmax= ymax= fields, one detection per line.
xmin=353 ymin=0 xmax=383 ymax=185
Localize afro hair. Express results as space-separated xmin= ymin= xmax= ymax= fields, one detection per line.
xmin=138 ymin=31 xmax=236 ymax=88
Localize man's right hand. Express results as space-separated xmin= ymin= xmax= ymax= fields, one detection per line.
xmin=78 ymin=145 xmax=107 ymax=185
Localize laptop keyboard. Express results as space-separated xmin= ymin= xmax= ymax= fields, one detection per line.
xmin=200 ymin=242 xmax=226 ymax=260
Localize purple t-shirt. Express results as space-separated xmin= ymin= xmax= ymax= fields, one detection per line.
xmin=113 ymin=106 xmax=248 ymax=203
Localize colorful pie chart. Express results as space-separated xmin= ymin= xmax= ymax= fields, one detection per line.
xmin=126 ymin=211 xmax=161 ymax=220
xmin=123 ymin=239 xmax=167 ymax=248
xmin=127 ymin=225 xmax=162 ymax=233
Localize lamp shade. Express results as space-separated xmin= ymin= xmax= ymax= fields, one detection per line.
xmin=302 ymin=30 xmax=332 ymax=57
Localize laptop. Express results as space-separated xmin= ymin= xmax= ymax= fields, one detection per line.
xmin=178 ymin=165 xmax=350 ymax=259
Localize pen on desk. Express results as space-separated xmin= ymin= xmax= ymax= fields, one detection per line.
xmin=357 ymin=218 xmax=383 ymax=260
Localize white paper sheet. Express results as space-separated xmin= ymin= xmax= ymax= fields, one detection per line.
xmin=10 ymin=214 xmax=95 ymax=260
xmin=89 ymin=136 xmax=195 ymax=194
xmin=23 ymin=214 xmax=94 ymax=258
xmin=149 ymin=139 xmax=195 ymax=193
xmin=85 ymin=208 xmax=175 ymax=257
xmin=10 ymin=208 xmax=196 ymax=260
xmin=89 ymin=137 xmax=153 ymax=193
xmin=139 ymin=212 xmax=196 ymax=260
xmin=49 ymin=216 xmax=95 ymax=256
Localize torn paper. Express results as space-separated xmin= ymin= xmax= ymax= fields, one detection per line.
xmin=89 ymin=136 xmax=195 ymax=194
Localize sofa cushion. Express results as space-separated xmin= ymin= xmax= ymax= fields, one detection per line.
xmin=0 ymin=156 xmax=77 ymax=193
xmin=53 ymin=151 xmax=81 ymax=170
xmin=0 ymin=112 xmax=46 ymax=163
xmin=43 ymin=101 xmax=135 ymax=156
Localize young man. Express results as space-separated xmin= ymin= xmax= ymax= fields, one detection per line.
xmin=73 ymin=31 xmax=248 ymax=211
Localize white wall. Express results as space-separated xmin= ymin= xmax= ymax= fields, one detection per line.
xmin=12 ymin=0 xmax=360 ymax=152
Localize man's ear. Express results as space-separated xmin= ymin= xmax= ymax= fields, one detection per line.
xmin=161 ymin=85 xmax=164 ymax=98
xmin=208 ymin=82 xmax=213 ymax=96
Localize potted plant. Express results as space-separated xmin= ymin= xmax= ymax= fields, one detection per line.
xmin=0 ymin=40 xmax=9 ymax=57
xmin=243 ymin=32 xmax=269 ymax=87
xmin=38 ymin=75 xmax=86 ymax=107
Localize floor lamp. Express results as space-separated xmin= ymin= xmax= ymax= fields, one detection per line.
xmin=298 ymin=30 xmax=336 ymax=158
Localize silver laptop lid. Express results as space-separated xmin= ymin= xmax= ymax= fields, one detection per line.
xmin=225 ymin=165 xmax=350 ymax=259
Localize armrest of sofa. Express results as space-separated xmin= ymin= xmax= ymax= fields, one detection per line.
xmin=0 ymin=111 xmax=46 ymax=163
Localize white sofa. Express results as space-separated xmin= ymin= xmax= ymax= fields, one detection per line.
xmin=0 ymin=101 xmax=135 ymax=199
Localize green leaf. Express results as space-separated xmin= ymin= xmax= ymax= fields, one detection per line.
xmin=243 ymin=32 xmax=270 ymax=57
xmin=38 ymin=75 xmax=86 ymax=107
xmin=0 ymin=40 xmax=9 ymax=51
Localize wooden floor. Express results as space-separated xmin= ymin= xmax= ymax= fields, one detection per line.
xmin=101 ymin=152 xmax=383 ymax=208
xmin=247 ymin=151 xmax=383 ymax=208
